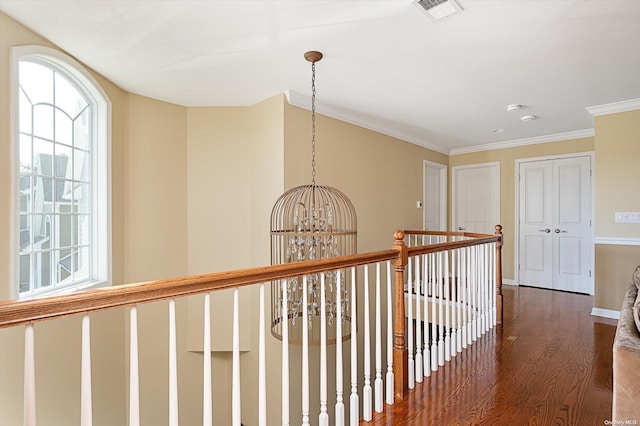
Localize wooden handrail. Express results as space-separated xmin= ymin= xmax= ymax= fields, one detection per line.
xmin=406 ymin=236 xmax=500 ymax=257
xmin=0 ymin=250 xmax=398 ymax=329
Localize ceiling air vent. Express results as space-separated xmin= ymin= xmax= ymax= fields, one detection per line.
xmin=416 ymin=0 xmax=463 ymax=21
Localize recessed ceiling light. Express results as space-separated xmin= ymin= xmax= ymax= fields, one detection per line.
xmin=415 ymin=0 xmax=463 ymax=21
xmin=492 ymin=128 xmax=505 ymax=133
xmin=520 ymin=115 xmax=537 ymax=122
xmin=506 ymin=104 xmax=522 ymax=112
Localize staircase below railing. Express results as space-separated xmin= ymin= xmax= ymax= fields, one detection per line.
xmin=0 ymin=227 xmax=502 ymax=425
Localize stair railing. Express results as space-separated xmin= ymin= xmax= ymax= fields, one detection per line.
xmin=0 ymin=227 xmax=502 ymax=425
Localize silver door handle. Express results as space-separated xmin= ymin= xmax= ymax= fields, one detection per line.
xmin=458 ymin=226 xmax=465 ymax=231
xmin=539 ymin=229 xmax=551 ymax=233
xmin=554 ymin=228 xmax=567 ymax=233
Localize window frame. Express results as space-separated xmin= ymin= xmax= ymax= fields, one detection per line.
xmin=11 ymin=45 xmax=112 ymax=299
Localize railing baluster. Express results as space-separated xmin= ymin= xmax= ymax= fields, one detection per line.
xmin=466 ymin=246 xmax=473 ymax=347
xmin=456 ymin=249 xmax=463 ymax=354
xmin=430 ymin=252 xmax=437 ymax=372
xmin=258 ymin=284 xmax=266 ymax=426
xmin=129 ymin=307 xmax=140 ymax=426
xmin=350 ymin=267 xmax=359 ymax=426
xmin=203 ymin=295 xmax=212 ymax=426
xmin=438 ymin=251 xmax=445 ymax=367
xmin=335 ymin=270 xmax=345 ymax=426
xmin=374 ymin=263 xmax=384 ymax=412
xmin=169 ymin=299 xmax=179 ymax=426
xmin=407 ymin=257 xmax=414 ymax=389
xmin=471 ymin=246 xmax=478 ymax=342
xmin=232 ymin=289 xmax=241 ymax=426
xmin=302 ymin=276 xmax=310 ymax=426
xmin=450 ymin=249 xmax=457 ymax=358
xmin=319 ymin=274 xmax=329 ymax=426
xmin=282 ymin=280 xmax=290 ymax=426
xmin=483 ymin=243 xmax=489 ymax=334
xmin=461 ymin=247 xmax=468 ymax=349
xmin=81 ymin=314 xmax=92 ymax=426
xmin=385 ymin=261 xmax=394 ymax=405
xmin=422 ymin=254 xmax=430 ymax=378
xmin=444 ymin=250 xmax=451 ymax=363
xmin=24 ymin=323 xmax=36 ymax=426
xmin=363 ymin=265 xmax=372 ymax=421
xmin=414 ymin=256 xmax=423 ymax=383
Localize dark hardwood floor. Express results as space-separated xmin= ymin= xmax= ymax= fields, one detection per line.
xmin=366 ymin=285 xmax=618 ymax=426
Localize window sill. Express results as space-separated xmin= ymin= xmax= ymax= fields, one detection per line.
xmin=19 ymin=279 xmax=111 ymax=300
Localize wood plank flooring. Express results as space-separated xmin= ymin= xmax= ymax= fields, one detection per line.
xmin=365 ymin=285 xmax=618 ymax=426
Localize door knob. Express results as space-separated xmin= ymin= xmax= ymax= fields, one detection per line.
xmin=458 ymin=226 xmax=465 ymax=231
xmin=554 ymin=228 xmax=567 ymax=233
xmin=539 ymin=228 xmax=551 ymax=233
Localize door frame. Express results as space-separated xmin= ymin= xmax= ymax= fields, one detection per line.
xmin=451 ymin=161 xmax=500 ymax=232
xmin=423 ymin=160 xmax=447 ymax=231
xmin=514 ymin=151 xmax=595 ymax=293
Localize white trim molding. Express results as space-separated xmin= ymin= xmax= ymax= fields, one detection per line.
xmin=591 ymin=307 xmax=620 ymax=320
xmin=502 ymin=279 xmax=516 ymax=286
xmin=285 ymin=90 xmax=449 ymax=155
xmin=450 ymin=129 xmax=595 ymax=155
xmin=586 ymin=98 xmax=640 ymax=117
xmin=594 ymin=237 xmax=640 ymax=246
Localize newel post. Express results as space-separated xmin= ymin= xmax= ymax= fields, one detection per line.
xmin=495 ymin=225 xmax=504 ymax=325
xmin=392 ymin=230 xmax=408 ymax=400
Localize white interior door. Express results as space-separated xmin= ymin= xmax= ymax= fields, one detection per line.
xmin=452 ymin=162 xmax=500 ymax=233
xmin=518 ymin=155 xmax=593 ymax=294
xmin=423 ymin=161 xmax=447 ymax=231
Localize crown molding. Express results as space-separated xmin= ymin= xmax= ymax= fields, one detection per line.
xmin=586 ymin=98 xmax=640 ymax=117
xmin=285 ymin=90 xmax=450 ymax=155
xmin=449 ymin=129 xmax=595 ymax=156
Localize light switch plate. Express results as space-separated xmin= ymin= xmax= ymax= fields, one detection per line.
xmin=615 ymin=212 xmax=640 ymax=223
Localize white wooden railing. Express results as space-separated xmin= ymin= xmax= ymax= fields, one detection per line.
xmin=403 ymin=228 xmax=503 ymax=390
xmin=0 ymin=227 xmax=502 ymax=425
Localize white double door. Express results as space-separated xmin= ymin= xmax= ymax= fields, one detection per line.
xmin=518 ymin=155 xmax=593 ymax=294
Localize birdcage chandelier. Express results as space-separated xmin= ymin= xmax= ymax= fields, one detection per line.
xmin=270 ymin=51 xmax=357 ymax=345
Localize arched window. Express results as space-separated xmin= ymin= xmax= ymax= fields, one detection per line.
xmin=13 ymin=46 xmax=111 ymax=298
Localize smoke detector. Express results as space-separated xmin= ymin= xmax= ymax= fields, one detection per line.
xmin=416 ymin=0 xmax=463 ymax=21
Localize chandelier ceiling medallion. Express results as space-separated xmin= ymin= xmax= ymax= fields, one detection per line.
xmin=270 ymin=51 xmax=358 ymax=345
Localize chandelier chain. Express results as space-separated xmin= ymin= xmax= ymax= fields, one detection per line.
xmin=311 ymin=61 xmax=316 ymax=186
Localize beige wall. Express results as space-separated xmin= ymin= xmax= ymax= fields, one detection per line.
xmin=595 ymin=244 xmax=640 ymax=312
xmin=285 ymin=103 xmax=449 ymax=251
xmin=593 ymin=109 xmax=640 ymax=311
xmin=186 ymin=96 xmax=285 ymax=425
xmin=593 ymin=110 xmax=640 ymax=238
xmin=449 ymin=137 xmax=595 ymax=281
xmin=0 ymin=11 xmax=127 ymax=425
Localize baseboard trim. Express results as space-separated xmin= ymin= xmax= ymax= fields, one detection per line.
xmin=591 ymin=307 xmax=620 ymax=320
xmin=502 ymin=279 xmax=516 ymax=286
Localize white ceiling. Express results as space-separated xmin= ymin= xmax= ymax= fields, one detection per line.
xmin=2 ymin=0 xmax=640 ymax=153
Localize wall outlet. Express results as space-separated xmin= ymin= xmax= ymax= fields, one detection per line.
xmin=615 ymin=212 xmax=640 ymax=223
xmin=416 ymin=201 xmax=423 ymax=208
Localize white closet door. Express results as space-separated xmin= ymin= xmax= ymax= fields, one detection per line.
xmin=518 ymin=155 xmax=593 ymax=294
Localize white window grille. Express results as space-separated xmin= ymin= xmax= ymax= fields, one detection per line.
xmin=13 ymin=46 xmax=111 ymax=298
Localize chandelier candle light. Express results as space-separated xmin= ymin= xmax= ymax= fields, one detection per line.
xmin=270 ymin=51 xmax=357 ymax=345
